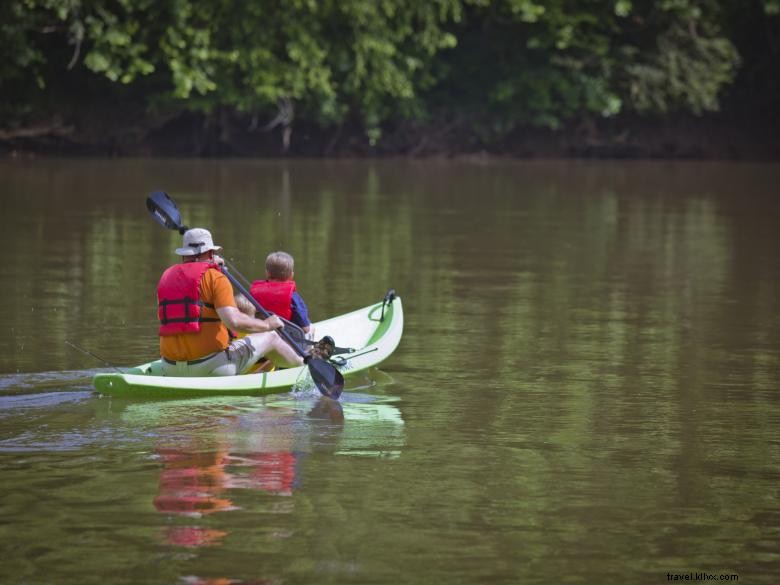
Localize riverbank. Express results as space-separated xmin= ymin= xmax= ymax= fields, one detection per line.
xmin=2 ymin=107 xmax=778 ymax=160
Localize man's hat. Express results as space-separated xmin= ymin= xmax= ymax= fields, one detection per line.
xmin=175 ymin=228 xmax=223 ymax=256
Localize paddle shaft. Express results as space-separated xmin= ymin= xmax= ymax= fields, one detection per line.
xmin=223 ymin=258 xmax=252 ymax=289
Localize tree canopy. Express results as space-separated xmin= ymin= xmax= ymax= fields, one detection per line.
xmin=1 ymin=0 xmax=777 ymax=153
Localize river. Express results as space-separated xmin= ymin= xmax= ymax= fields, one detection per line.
xmin=1 ymin=158 xmax=778 ymax=584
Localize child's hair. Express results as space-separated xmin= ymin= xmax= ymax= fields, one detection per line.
xmin=234 ymin=294 xmax=256 ymax=317
xmin=265 ymin=251 xmax=294 ymax=280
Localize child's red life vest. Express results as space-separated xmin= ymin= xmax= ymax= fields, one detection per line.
xmin=157 ymin=262 xmax=221 ymax=336
xmin=249 ymin=280 xmax=296 ymax=320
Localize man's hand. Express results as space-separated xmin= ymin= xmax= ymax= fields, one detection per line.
xmin=264 ymin=315 xmax=284 ymax=330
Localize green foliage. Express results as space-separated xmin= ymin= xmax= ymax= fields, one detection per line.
xmin=429 ymin=0 xmax=741 ymax=140
xmin=428 ymin=0 xmax=624 ymax=135
xmin=0 ymin=0 xmax=770 ymax=147
xmin=82 ymin=2 xmax=155 ymax=84
xmin=624 ymin=22 xmax=740 ymax=114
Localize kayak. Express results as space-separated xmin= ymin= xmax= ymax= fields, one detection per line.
xmin=93 ymin=294 xmax=403 ymax=398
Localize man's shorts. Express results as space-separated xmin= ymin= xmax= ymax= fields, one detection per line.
xmin=160 ymin=337 xmax=263 ymax=377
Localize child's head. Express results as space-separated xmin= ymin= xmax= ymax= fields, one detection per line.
xmin=234 ymin=294 xmax=256 ymax=317
xmin=265 ymin=251 xmax=294 ymax=281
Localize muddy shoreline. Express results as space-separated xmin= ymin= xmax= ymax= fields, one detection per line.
xmin=2 ymin=108 xmax=778 ymax=160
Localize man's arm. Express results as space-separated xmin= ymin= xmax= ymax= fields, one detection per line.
xmin=217 ymin=306 xmax=284 ymax=333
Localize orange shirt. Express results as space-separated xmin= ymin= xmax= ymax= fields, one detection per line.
xmin=159 ymin=268 xmax=236 ymax=361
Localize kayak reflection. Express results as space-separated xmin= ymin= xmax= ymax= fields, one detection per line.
xmin=116 ymin=394 xmax=404 ymax=548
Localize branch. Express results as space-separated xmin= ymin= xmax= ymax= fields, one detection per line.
xmin=67 ymin=35 xmax=82 ymax=70
xmin=0 ymin=122 xmax=74 ymax=142
xmin=261 ymin=97 xmax=294 ymax=131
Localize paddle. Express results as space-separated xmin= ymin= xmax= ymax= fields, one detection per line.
xmin=146 ymin=190 xmax=344 ymax=399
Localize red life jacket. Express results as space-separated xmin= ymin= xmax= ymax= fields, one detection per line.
xmin=249 ymin=280 xmax=296 ymax=319
xmin=157 ymin=262 xmax=222 ymax=336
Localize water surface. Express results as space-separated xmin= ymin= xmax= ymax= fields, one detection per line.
xmin=1 ymin=159 xmax=779 ymax=584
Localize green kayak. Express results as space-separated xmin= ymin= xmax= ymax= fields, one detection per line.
xmin=93 ymin=294 xmax=403 ymax=398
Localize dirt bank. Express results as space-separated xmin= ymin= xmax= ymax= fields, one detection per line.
xmin=2 ymin=106 xmax=778 ymax=160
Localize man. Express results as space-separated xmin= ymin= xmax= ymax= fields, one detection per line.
xmin=157 ymin=227 xmax=303 ymax=376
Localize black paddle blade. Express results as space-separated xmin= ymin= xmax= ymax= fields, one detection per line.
xmin=146 ymin=191 xmax=186 ymax=233
xmin=308 ymin=358 xmax=344 ymax=400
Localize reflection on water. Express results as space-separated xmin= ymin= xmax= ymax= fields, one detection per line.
xmin=113 ymin=395 xmax=404 ymax=548
xmin=155 ymin=448 xmax=237 ymax=517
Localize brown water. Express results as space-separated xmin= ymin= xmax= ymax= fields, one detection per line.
xmin=1 ymin=159 xmax=779 ymax=584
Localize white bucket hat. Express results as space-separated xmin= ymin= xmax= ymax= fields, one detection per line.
xmin=175 ymin=228 xmax=223 ymax=256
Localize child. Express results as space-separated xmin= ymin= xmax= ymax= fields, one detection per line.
xmin=250 ymin=251 xmax=313 ymax=335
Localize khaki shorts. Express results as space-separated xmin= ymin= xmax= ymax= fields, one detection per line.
xmin=161 ymin=337 xmax=263 ymax=377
